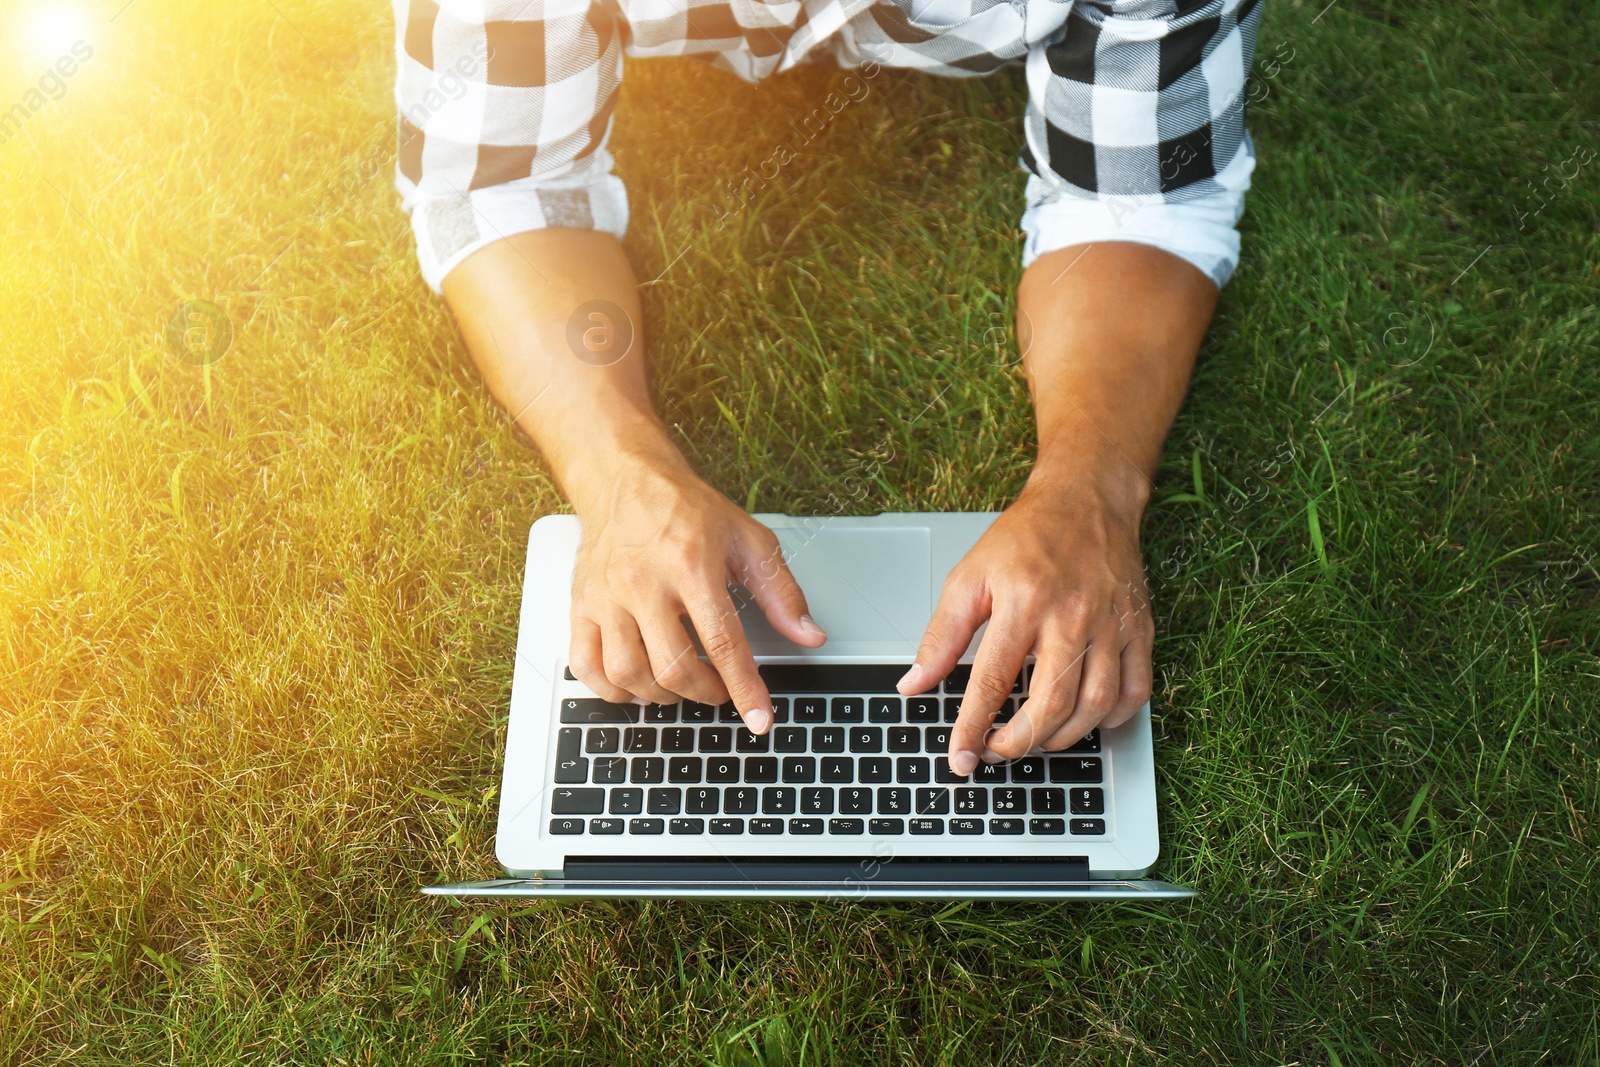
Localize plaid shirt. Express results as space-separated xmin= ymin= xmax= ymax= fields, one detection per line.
xmin=393 ymin=0 xmax=1263 ymax=294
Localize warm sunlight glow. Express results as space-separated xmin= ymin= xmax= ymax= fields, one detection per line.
xmin=12 ymin=3 xmax=92 ymax=65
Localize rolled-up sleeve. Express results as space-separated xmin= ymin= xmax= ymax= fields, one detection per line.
xmin=1017 ymin=0 xmax=1264 ymax=289
xmin=392 ymin=0 xmax=630 ymax=295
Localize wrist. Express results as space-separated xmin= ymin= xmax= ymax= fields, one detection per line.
xmin=557 ymin=413 xmax=695 ymax=517
xmin=1023 ymin=452 xmax=1151 ymax=528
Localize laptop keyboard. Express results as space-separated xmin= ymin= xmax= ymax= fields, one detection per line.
xmin=546 ymin=664 xmax=1108 ymax=840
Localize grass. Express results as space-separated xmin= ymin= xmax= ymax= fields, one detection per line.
xmin=2 ymin=0 xmax=1598 ymax=1062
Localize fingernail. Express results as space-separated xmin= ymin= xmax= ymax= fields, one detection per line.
xmin=950 ymin=750 xmax=978 ymax=776
xmin=744 ymin=707 xmax=773 ymax=734
xmin=896 ymin=663 xmax=922 ymax=692
xmin=981 ymin=747 xmax=1005 ymax=764
xmin=630 ymin=697 xmax=650 ymax=706
xmin=799 ymin=614 xmax=827 ymax=638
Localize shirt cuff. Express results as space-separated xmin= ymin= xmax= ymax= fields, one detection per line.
xmin=1018 ymin=156 xmax=1255 ymax=291
xmin=397 ymin=172 xmax=630 ymax=296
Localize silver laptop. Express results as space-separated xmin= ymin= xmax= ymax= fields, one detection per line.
xmin=425 ymin=512 xmax=1193 ymax=900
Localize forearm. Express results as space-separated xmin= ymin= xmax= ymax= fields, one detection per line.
xmin=1015 ymin=241 xmax=1219 ymax=518
xmin=439 ymin=229 xmax=690 ymax=513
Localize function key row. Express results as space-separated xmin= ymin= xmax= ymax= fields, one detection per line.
xmin=548 ymin=815 xmax=1106 ymax=836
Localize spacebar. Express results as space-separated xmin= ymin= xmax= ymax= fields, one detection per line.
xmin=757 ymin=663 xmax=907 ymax=693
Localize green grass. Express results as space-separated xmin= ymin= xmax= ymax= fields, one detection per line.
xmin=3 ymin=0 xmax=1598 ymax=1062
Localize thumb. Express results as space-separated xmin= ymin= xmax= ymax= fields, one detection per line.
xmin=732 ymin=529 xmax=827 ymax=648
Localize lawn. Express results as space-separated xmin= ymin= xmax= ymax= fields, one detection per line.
xmin=2 ymin=0 xmax=1597 ymax=1062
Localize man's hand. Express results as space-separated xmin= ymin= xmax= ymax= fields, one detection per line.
xmin=899 ymin=239 xmax=1219 ymax=775
xmin=568 ymin=452 xmax=826 ymax=734
xmin=897 ymin=483 xmax=1153 ymax=775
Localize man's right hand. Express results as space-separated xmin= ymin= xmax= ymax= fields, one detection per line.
xmin=566 ymin=453 xmax=826 ymax=734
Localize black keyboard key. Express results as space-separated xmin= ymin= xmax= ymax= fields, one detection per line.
xmin=643 ymin=703 xmax=677 ymax=723
xmin=773 ymin=727 xmax=807 ymax=753
xmin=630 ymin=757 xmax=664 ymax=784
xmin=1066 ymin=729 xmax=1101 ymax=754
xmin=590 ymin=817 xmax=623 ymax=834
xmin=829 ymin=818 xmax=864 ymax=835
xmin=668 ymin=756 xmax=702 ymax=783
xmin=561 ymin=699 xmax=639 ymax=724
xmin=906 ymin=697 xmax=941 ymax=723
xmin=744 ymin=757 xmax=778 ymax=783
xmin=993 ymin=787 xmax=1027 ymax=814
xmin=793 ymin=697 xmax=827 ymax=723
xmin=849 ymin=727 xmax=883 ymax=753
xmin=1011 ymin=756 xmax=1044 ymax=783
xmin=993 ymin=698 xmax=1016 ymax=723
xmin=550 ymin=787 xmax=603 ymax=814
xmin=924 ymin=727 xmax=952 ymax=754
xmin=750 ymin=818 xmax=785 ymax=834
xmin=554 ymin=757 xmax=588 ymax=784
xmin=801 ymin=787 xmax=834 ymax=814
xmin=840 ymin=787 xmax=872 ymax=814
xmin=771 ymin=697 xmax=789 ymax=723
xmin=934 ymin=757 xmax=965 ymax=783
xmin=868 ymin=697 xmax=902 ymax=723
xmin=563 ymin=666 xmax=576 ymax=681
xmin=832 ymin=697 xmax=865 ymax=723
xmin=821 ymin=757 xmax=853 ymax=783
xmin=1070 ymin=788 xmax=1105 ymax=815
xmin=706 ymin=756 xmax=740 ymax=783
xmin=943 ymin=665 xmax=973 ymax=693
xmin=877 ymin=787 xmax=911 ymax=815
xmin=910 ymin=817 xmax=944 ymax=835
xmin=682 ymin=702 xmax=716 ymax=723
xmin=1030 ymin=787 xmax=1065 ymax=814
xmin=888 ymin=727 xmax=921 ymax=753
xmin=629 ymin=818 xmax=664 ymax=834
xmin=686 ymin=787 xmax=719 ymax=814
xmin=608 ymin=787 xmax=642 ymax=815
xmin=789 ymin=818 xmax=824 ymax=835
xmin=735 ymin=728 xmax=769 ymax=753
xmin=951 ymin=817 xmax=984 ymax=834
xmin=812 ymin=727 xmax=845 ymax=753
xmin=670 ymin=817 xmax=704 ymax=834
xmin=781 ymin=756 xmax=816 ymax=783
xmin=586 ymin=727 xmax=620 ymax=753
xmin=623 ymin=727 xmax=657 ymax=754
xmin=1029 ymin=818 xmax=1065 ymax=835
xmin=915 ymin=787 xmax=949 ymax=815
xmin=859 ymin=757 xmax=891 ymax=783
xmin=973 ymin=762 xmax=1006 ymax=784
xmin=758 ymin=663 xmax=905 ymax=692
xmin=549 ymin=817 xmax=584 ymax=834
xmin=1070 ymin=818 xmax=1107 ymax=835
xmin=710 ymin=817 xmax=744 ymax=834
xmin=869 ymin=818 xmax=904 ymax=835
xmin=698 ymin=727 xmax=732 ymax=753
xmin=1049 ymin=757 xmax=1103 ymax=783
xmin=646 ymin=788 xmax=681 ymax=815
xmin=944 ymin=698 xmax=963 ymax=724
xmin=896 ymin=757 xmax=930 ymax=783
xmin=761 ymin=787 xmax=796 ymax=814
xmin=724 ymin=786 xmax=758 ymax=814
xmin=954 ymin=787 xmax=987 ymax=814
xmin=661 ymin=728 xmax=695 ymax=754
xmin=592 ymin=756 xmax=627 ymax=784
xmin=989 ymin=818 xmax=1024 ymax=834
xmin=718 ymin=702 xmax=742 ymax=723
xmin=1013 ymin=668 xmax=1025 ymax=693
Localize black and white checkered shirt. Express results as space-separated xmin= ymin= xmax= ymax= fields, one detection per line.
xmin=393 ymin=0 xmax=1263 ymax=293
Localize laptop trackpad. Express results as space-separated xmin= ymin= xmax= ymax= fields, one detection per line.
xmin=737 ymin=527 xmax=931 ymax=653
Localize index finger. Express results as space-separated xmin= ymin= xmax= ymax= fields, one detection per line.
xmin=684 ymin=584 xmax=774 ymax=734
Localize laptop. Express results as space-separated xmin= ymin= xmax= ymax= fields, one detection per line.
xmin=425 ymin=512 xmax=1193 ymax=900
